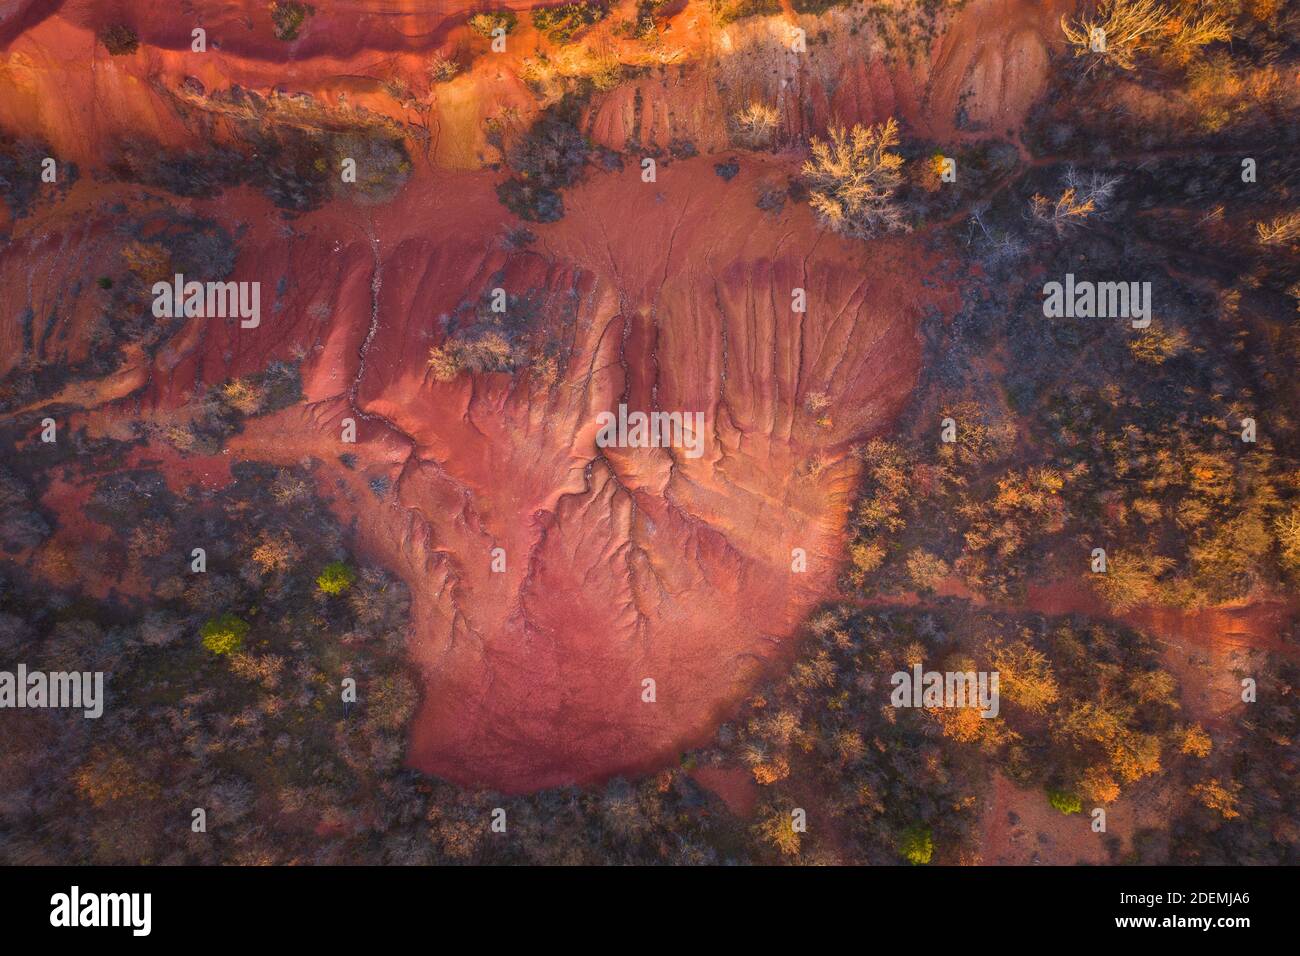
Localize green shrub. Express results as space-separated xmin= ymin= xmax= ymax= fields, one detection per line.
xmin=531 ymin=2 xmax=608 ymax=44
xmin=899 ymin=825 xmax=933 ymax=864
xmin=316 ymin=561 xmax=356 ymax=595
xmin=100 ymin=25 xmax=140 ymax=56
xmin=270 ymin=2 xmax=315 ymax=41
xmin=1047 ymin=787 xmax=1084 ymax=815
xmin=711 ymin=0 xmax=781 ymax=27
xmin=201 ymin=613 xmax=249 ymax=656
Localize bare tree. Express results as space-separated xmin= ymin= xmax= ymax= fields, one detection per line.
xmin=731 ymin=101 xmax=779 ymax=149
xmin=1061 ymin=0 xmax=1229 ymax=73
xmin=803 ymin=118 xmax=909 ymax=239
xmin=1255 ymin=211 xmax=1300 ymax=246
xmin=1030 ymin=168 xmax=1122 ymax=235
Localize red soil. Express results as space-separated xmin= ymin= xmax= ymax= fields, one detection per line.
xmin=1 ymin=0 xmax=1074 ymax=792
xmin=2 ymin=155 xmax=952 ymax=790
xmin=1 ymin=0 xmax=1071 ymax=169
xmin=978 ymin=770 xmax=1177 ymax=865
xmin=260 ymin=159 xmax=946 ymax=791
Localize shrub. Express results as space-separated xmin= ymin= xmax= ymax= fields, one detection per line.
xmin=731 ymin=102 xmax=778 ymax=149
xmin=317 ymin=561 xmax=356 ymax=595
xmin=251 ymin=531 xmax=300 ymax=575
xmin=428 ymin=332 xmax=520 ymax=379
xmin=1276 ymin=505 xmax=1300 ymax=578
xmin=120 ymin=241 xmax=172 ymax=284
xmin=757 ymin=809 xmax=801 ymax=856
xmin=849 ymin=541 xmax=886 ymax=576
xmin=326 ymin=130 xmax=412 ymax=204
xmin=1128 ymin=326 xmax=1188 ymax=365
xmin=496 ymin=102 xmax=591 ymax=221
xmin=1191 ymin=778 xmax=1242 ymax=820
xmin=428 ymin=52 xmax=462 ymax=84
xmin=899 ymin=825 xmax=933 ymax=864
xmin=1047 ymin=787 xmax=1083 ymax=814
xmin=1029 ymin=168 xmax=1121 ymax=236
xmin=905 ymin=548 xmax=949 ymax=591
xmin=1180 ymin=724 xmax=1213 ymax=758
xmin=468 ymin=10 xmax=518 ymax=37
xmin=221 ymin=379 xmax=266 ymax=416
xmin=803 ymin=119 xmax=909 ymax=239
xmin=1255 ymin=211 xmax=1300 ymax=246
xmin=100 ymin=25 xmax=139 ymax=56
xmin=1060 ymin=0 xmax=1230 ymax=74
xmin=427 ymin=345 xmax=461 ymax=381
xmin=0 ymin=500 xmax=50 ymax=554
xmin=270 ymin=2 xmax=315 ymax=41
xmin=626 ymin=0 xmax=670 ymax=37
xmin=711 ymin=0 xmax=781 ymax=26
xmin=201 ymin=614 xmax=249 ymax=656
xmin=791 ymin=0 xmax=854 ymax=12
xmin=1089 ymin=550 xmax=1173 ymax=610
xmin=531 ymin=2 xmax=608 ymax=44
xmin=0 ymin=135 xmax=73 ymax=220
xmin=989 ymin=640 xmax=1059 ymax=714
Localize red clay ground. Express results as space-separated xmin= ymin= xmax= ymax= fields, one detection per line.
xmin=7 ymin=0 xmax=1253 ymax=803
xmin=1 ymin=157 xmax=952 ymax=790
xmin=978 ymin=770 xmax=1179 ymax=865
xmin=0 ymin=0 xmax=1072 ymax=171
xmin=240 ymin=160 xmax=950 ymax=790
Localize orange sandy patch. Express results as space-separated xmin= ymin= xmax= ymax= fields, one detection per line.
xmin=979 ymin=771 xmax=1174 ymax=865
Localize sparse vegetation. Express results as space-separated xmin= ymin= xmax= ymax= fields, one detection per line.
xmin=730 ymin=102 xmax=779 ymax=150
xmin=1061 ymin=0 xmax=1231 ymax=73
xmin=710 ymin=0 xmax=782 ymax=27
xmin=1029 ymin=169 xmax=1121 ymax=235
xmin=201 ymin=613 xmax=250 ymax=656
xmin=316 ymin=561 xmax=356 ymax=595
xmin=270 ymin=2 xmax=315 ymax=41
xmin=109 ymin=117 xmax=411 ymax=211
xmin=468 ymin=10 xmax=518 ymax=38
xmin=0 ymin=133 xmax=75 ymax=222
xmin=531 ymin=2 xmax=609 ymax=43
xmin=1255 ymin=211 xmax=1300 ymax=246
xmin=428 ymin=52 xmax=462 ymax=84
xmin=495 ymin=98 xmax=597 ymax=221
xmin=99 ymin=24 xmax=140 ymax=56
